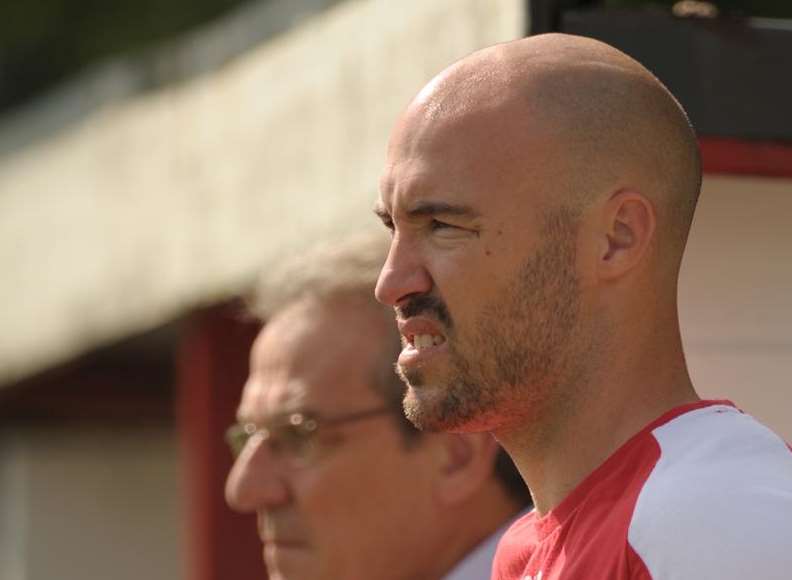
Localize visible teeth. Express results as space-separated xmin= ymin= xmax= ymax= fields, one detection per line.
xmin=413 ymin=334 xmax=445 ymax=350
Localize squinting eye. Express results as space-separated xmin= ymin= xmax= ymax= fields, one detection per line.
xmin=225 ymin=423 xmax=257 ymax=457
xmin=430 ymin=219 xmax=454 ymax=231
xmin=272 ymin=424 xmax=316 ymax=456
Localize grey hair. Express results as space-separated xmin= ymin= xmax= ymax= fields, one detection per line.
xmin=247 ymin=231 xmax=392 ymax=321
xmin=245 ymin=231 xmax=420 ymax=443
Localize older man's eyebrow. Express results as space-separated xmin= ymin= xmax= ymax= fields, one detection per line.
xmin=406 ymin=201 xmax=480 ymax=220
xmin=373 ymin=203 xmax=393 ymax=228
xmin=373 ymin=202 xmax=390 ymax=219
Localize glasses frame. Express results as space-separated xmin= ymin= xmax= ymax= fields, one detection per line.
xmin=225 ymin=405 xmax=393 ymax=465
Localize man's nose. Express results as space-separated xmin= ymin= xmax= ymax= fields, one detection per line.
xmin=225 ymin=437 xmax=290 ymax=513
xmin=375 ymin=236 xmax=432 ymax=307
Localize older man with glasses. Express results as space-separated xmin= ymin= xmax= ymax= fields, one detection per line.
xmin=224 ymin=235 xmax=531 ymax=580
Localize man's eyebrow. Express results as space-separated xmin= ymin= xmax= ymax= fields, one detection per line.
xmin=406 ymin=201 xmax=480 ymax=219
xmin=373 ymin=202 xmax=390 ymax=220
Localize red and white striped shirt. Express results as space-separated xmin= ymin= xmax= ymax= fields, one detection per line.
xmin=492 ymin=400 xmax=792 ymax=579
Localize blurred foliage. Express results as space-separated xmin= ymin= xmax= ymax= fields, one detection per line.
xmin=0 ymin=0 xmax=254 ymax=114
xmin=603 ymin=0 xmax=792 ymax=17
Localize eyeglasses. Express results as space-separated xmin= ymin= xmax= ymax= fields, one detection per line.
xmin=225 ymin=405 xmax=392 ymax=467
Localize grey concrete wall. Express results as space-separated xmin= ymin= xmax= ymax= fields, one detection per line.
xmin=0 ymin=432 xmax=27 ymax=580
xmin=0 ymin=426 xmax=183 ymax=580
xmin=0 ymin=0 xmax=525 ymax=386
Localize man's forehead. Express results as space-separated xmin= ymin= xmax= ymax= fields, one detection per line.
xmin=379 ymin=117 xmax=483 ymax=212
xmin=239 ymin=314 xmax=321 ymax=421
xmin=378 ymin=163 xmax=438 ymax=210
xmin=237 ymin=372 xmax=309 ymax=419
xmin=378 ymin=124 xmax=534 ymax=220
xmin=240 ymin=302 xmax=388 ymax=421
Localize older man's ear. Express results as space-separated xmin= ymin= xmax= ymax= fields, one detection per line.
xmin=430 ymin=433 xmax=501 ymax=506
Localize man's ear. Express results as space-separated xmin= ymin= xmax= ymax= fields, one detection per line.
xmin=432 ymin=433 xmax=499 ymax=506
xmin=597 ymin=189 xmax=656 ymax=281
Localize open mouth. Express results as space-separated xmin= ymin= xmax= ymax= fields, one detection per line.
xmin=397 ymin=317 xmax=449 ymax=363
xmin=406 ymin=333 xmax=447 ymax=351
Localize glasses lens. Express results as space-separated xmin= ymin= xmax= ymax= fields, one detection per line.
xmin=224 ymin=415 xmax=318 ymax=464
xmin=225 ymin=423 xmax=253 ymax=457
xmin=270 ymin=415 xmax=317 ymax=464
xmin=225 ymin=407 xmax=388 ymax=464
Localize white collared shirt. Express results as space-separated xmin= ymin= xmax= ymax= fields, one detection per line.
xmin=443 ymin=514 xmax=526 ymax=580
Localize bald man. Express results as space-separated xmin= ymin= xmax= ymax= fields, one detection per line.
xmin=375 ymin=33 xmax=792 ymax=579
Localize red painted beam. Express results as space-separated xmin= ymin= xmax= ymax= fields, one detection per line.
xmin=700 ymin=137 xmax=792 ymax=178
xmin=177 ymin=305 xmax=265 ymax=580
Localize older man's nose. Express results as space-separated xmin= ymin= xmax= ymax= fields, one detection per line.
xmin=225 ymin=439 xmax=290 ymax=513
xmin=375 ymin=238 xmax=432 ymax=307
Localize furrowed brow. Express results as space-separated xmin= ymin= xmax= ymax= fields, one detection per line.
xmin=406 ymin=201 xmax=480 ymax=220
xmin=373 ymin=202 xmax=390 ymax=219
xmin=373 ymin=202 xmax=392 ymax=226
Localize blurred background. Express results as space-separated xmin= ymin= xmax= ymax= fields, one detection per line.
xmin=0 ymin=1 xmax=790 ymax=579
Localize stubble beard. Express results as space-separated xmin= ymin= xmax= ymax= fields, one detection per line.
xmin=399 ymin=209 xmax=582 ymax=433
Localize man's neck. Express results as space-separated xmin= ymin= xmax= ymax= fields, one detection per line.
xmin=494 ymin=325 xmax=698 ymax=515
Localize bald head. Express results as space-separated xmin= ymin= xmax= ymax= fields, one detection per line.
xmin=391 ymin=33 xmax=700 ymax=269
xmin=375 ymin=35 xmax=702 ymax=502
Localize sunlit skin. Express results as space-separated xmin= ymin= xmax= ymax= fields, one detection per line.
xmin=225 ymin=297 xmax=519 ymax=580
xmin=375 ymin=34 xmax=701 ymax=515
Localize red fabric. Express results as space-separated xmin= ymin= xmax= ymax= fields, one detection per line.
xmin=491 ymin=400 xmax=733 ymax=580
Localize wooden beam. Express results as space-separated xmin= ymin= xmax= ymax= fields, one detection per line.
xmin=177 ymin=305 xmax=264 ymax=580
xmin=700 ymin=137 xmax=792 ymax=178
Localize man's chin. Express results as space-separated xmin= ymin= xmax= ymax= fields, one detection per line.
xmin=400 ymin=383 xmax=437 ymax=430
xmin=402 ymin=384 xmax=473 ymax=433
xmin=402 ymin=370 xmax=506 ymax=434
xmin=397 ymin=367 xmax=443 ymax=430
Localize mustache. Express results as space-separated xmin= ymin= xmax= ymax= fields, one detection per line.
xmin=396 ymin=294 xmax=453 ymax=329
